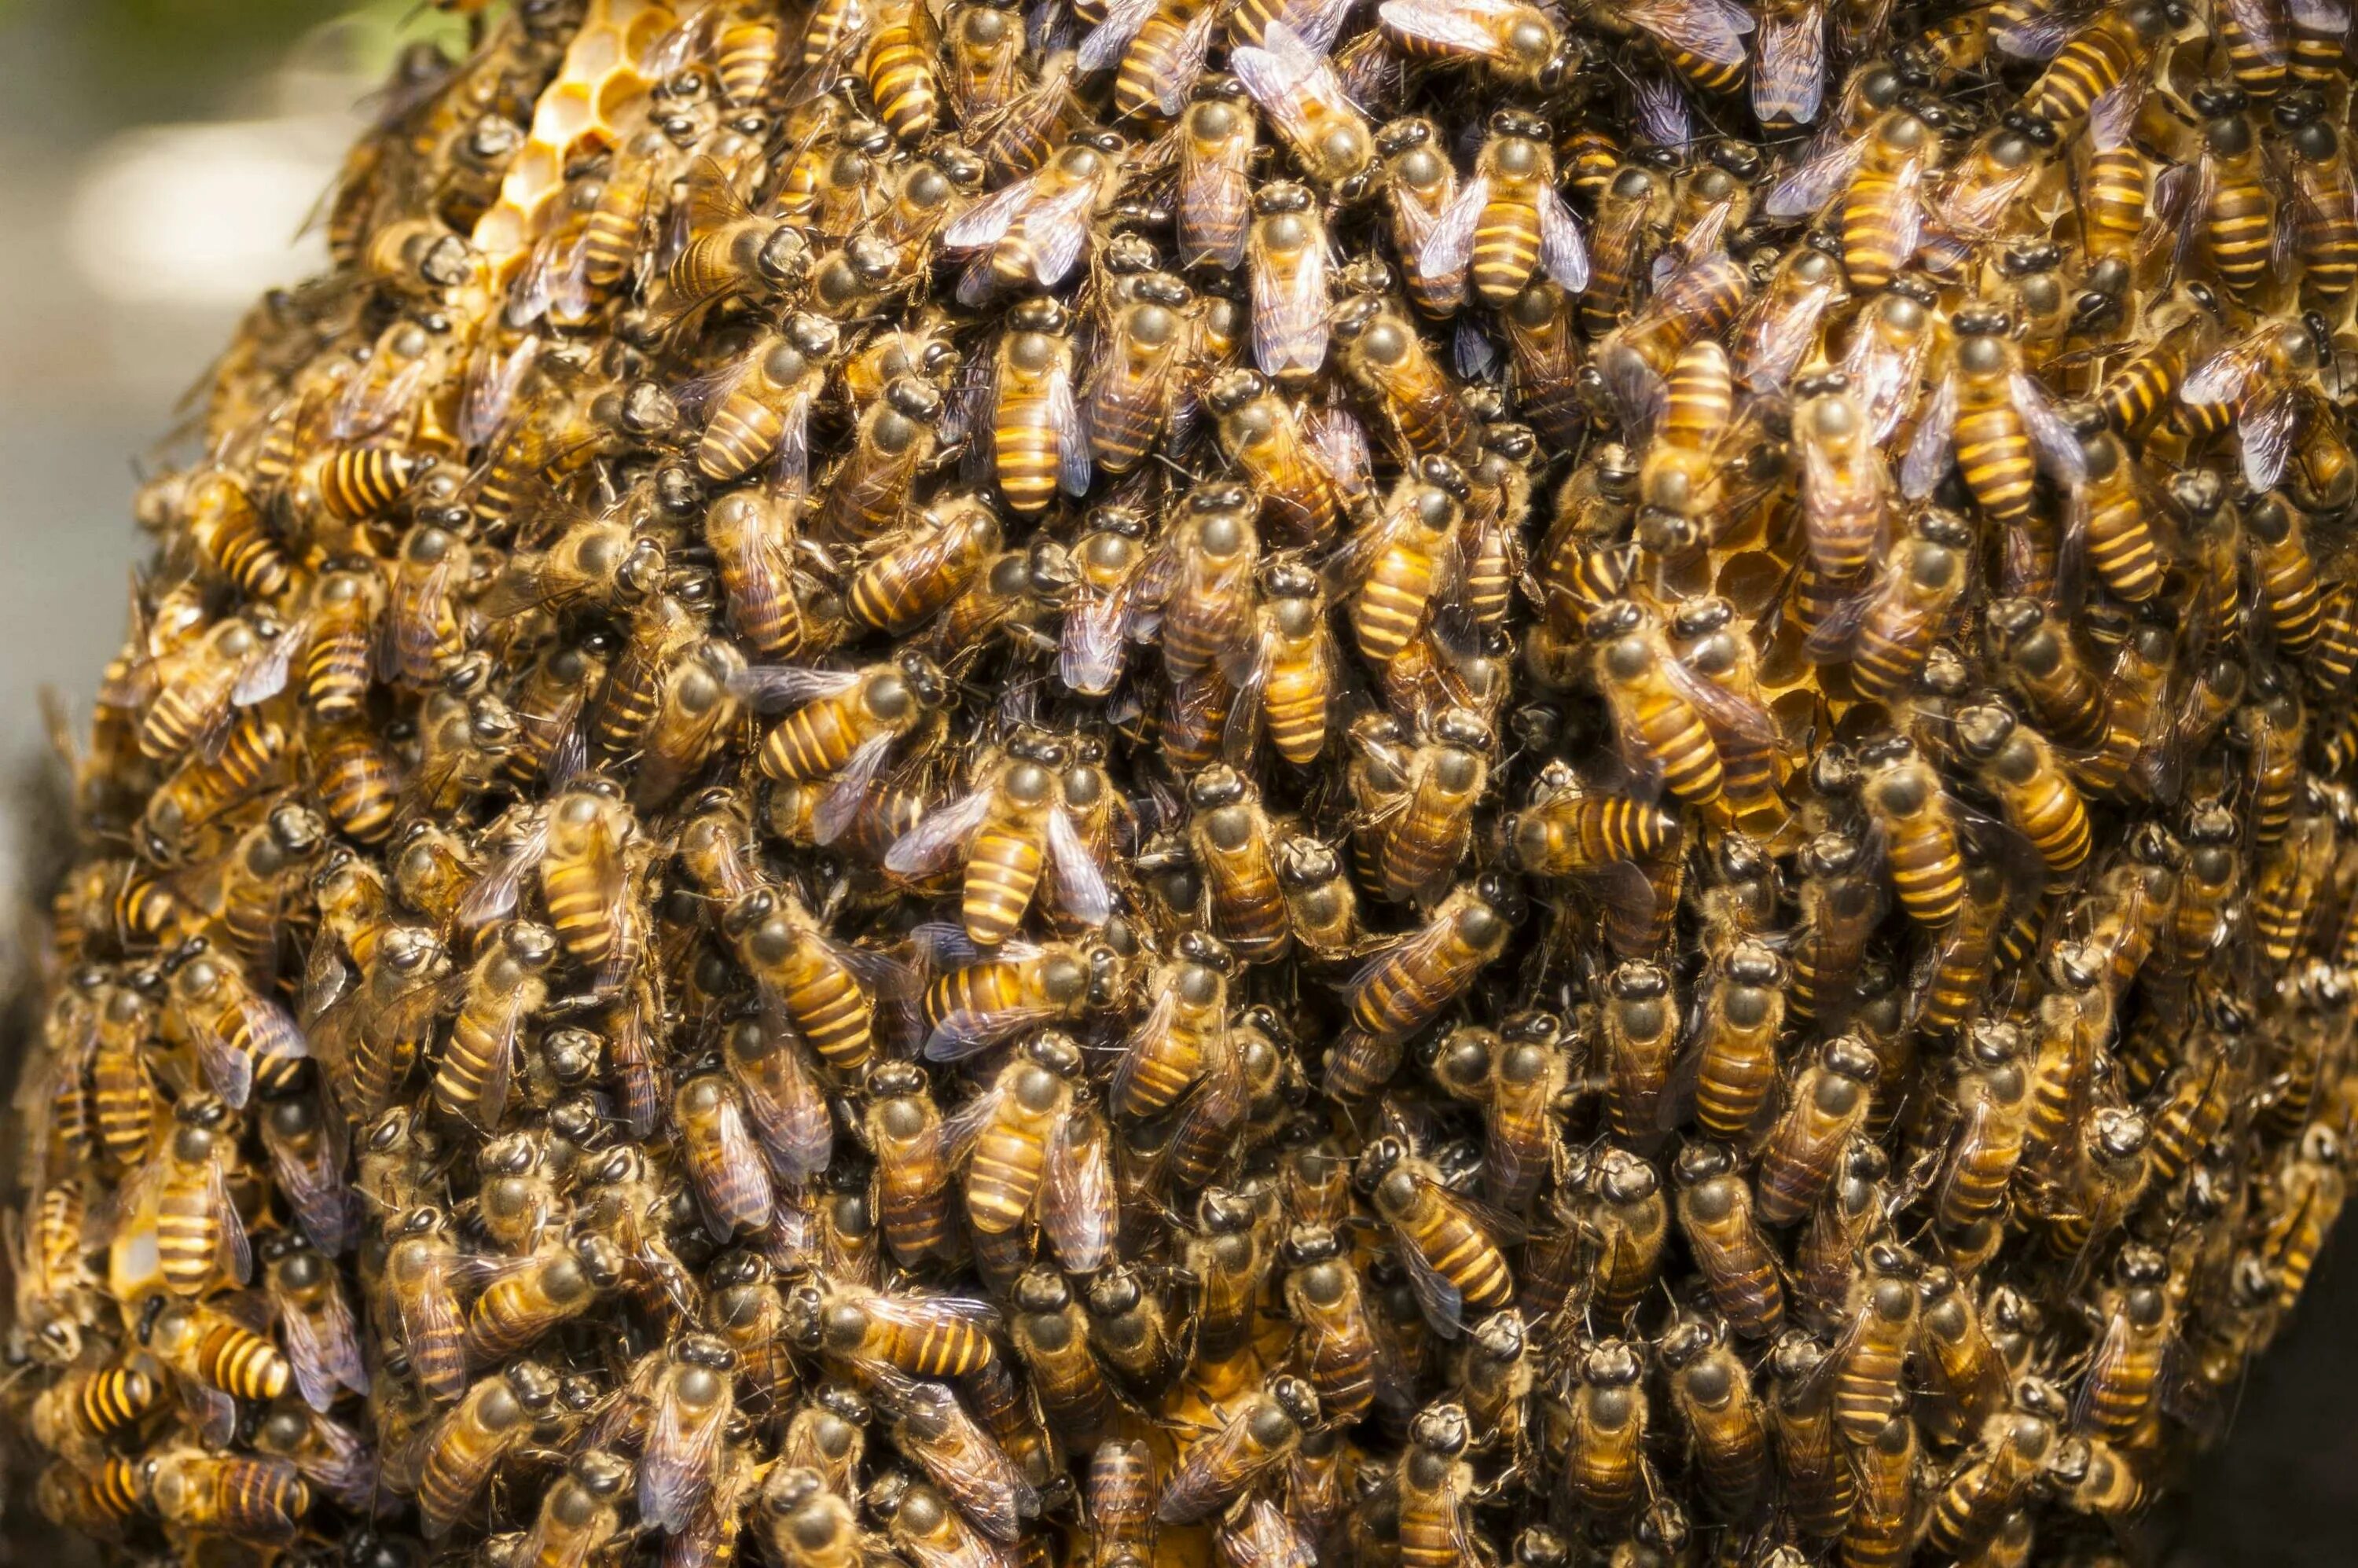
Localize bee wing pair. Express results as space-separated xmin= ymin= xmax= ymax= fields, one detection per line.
xmin=259 ymin=1094 xmax=358 ymax=1261
xmin=180 ymin=989 xmax=307 ymax=1114
xmin=1376 ymin=0 xmax=1522 ymax=61
xmin=639 ymin=1366 xmax=736 ymax=1534
xmin=1247 ymin=203 xmax=1331 ymax=383
xmin=270 ymin=1270 xmax=368 ymax=1414
xmin=2183 ymin=335 xmax=2301 ymax=492
xmin=1060 ymin=568 xmax=1150 ymax=696
xmin=1839 ymin=300 xmax=1935 ymax=445
xmin=1626 ymin=0 xmax=1754 ymax=64
xmin=945 ymin=165 xmax=1101 ymax=292
xmin=730 ymin=1015 xmax=836 ymax=1186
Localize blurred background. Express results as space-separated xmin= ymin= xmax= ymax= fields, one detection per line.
xmin=0 ymin=2 xmax=2350 ymax=1561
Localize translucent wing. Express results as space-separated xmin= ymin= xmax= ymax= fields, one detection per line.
xmin=1536 ymin=189 xmax=1591 ymax=293
xmin=461 ymin=333 xmax=541 ymax=452
xmin=1078 ymin=0 xmax=1164 ymax=71
xmin=210 ymin=1155 xmax=252 ymax=1286
xmin=1108 ymin=983 xmax=1184 ymax=1118
xmin=1416 ymin=175 xmax=1489 ymax=297
xmin=725 ymin=663 xmax=865 ymax=711
xmin=1045 ymin=807 xmax=1113 ymax=925
xmin=393 ymin=1249 xmax=465 ymax=1401
xmin=1061 ymin=579 xmax=1139 ymax=695
xmin=1042 ymin=1109 xmax=1117 ymax=1272
xmin=263 ymin=1122 xmax=358 ymax=1260
xmin=1765 ymin=134 xmax=1864 ymax=222
xmin=1633 ymin=68 xmax=1695 ymax=149
xmin=457 ymin=818 xmax=549 ymax=930
xmin=1049 ymin=364 xmax=1093 ymax=498
xmin=815 ymin=733 xmax=902 ymax=845
xmin=924 ymin=994 xmax=1066 ymax=1061
xmin=1900 ymin=373 xmax=1959 ymax=499
xmin=1229 ymin=20 xmax=1319 ymax=123
xmin=332 ymin=357 xmax=430 ymax=442
xmin=2218 ymin=0 xmax=2290 ymax=62
xmin=1845 ymin=310 xmax=1933 ymax=443
xmin=233 ymin=621 xmax=305 ymax=707
xmin=1303 ymin=403 xmax=1372 ymax=502
xmin=1376 ymin=0 xmax=1514 ymax=56
xmin=1150 ymin=3 xmax=1224 ymax=115
xmin=2240 ymin=390 xmax=2298 ymax=492
xmin=1021 ymin=178 xmax=1106 ymax=295
xmin=182 ymin=1008 xmax=254 ymax=1111
xmin=772 ymin=385 xmax=816 ymax=499
xmin=2014 ymin=373 xmax=2087 ymax=487
xmin=942 ymin=167 xmax=1049 ymax=250
xmin=735 ymin=1022 xmax=836 ymax=1185
xmin=1250 ymin=0 xmax=1360 ymax=52
xmin=1394 ymin=1220 xmax=1468 ymax=1337
xmin=277 ymin=1282 xmax=367 ymax=1412
xmin=1661 ymin=655 xmax=1783 ymax=751
xmin=885 ymin=788 xmax=994 ymax=876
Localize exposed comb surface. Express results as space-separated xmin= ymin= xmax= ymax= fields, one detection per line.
xmin=11 ymin=0 xmax=2358 ymax=1565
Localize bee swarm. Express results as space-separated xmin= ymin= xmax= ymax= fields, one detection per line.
xmin=14 ymin=0 xmax=2358 ymax=1563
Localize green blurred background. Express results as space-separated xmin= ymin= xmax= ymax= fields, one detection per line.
xmin=0 ymin=3 xmax=2350 ymax=1562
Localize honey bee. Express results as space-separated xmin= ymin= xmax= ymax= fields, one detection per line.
xmin=29 ymin=1361 xmax=159 ymax=1462
xmin=2176 ymin=318 xmax=2329 ymax=491
xmin=662 ymin=172 xmax=811 ymax=318
xmin=1231 ymin=22 xmax=1374 ymax=189
xmin=979 ymin=296 xmax=1090 ymax=516
xmin=1805 ymin=506 xmax=1975 ymax=704
xmin=1356 ymin=1133 xmax=1515 ymax=1335
xmin=1418 ymin=111 xmax=1589 ymax=311
xmin=1158 ymin=1375 xmax=1322 ymax=1522
xmin=1430 ymin=1011 xmax=1569 ymax=1212
xmin=887 ymin=738 xmax=1114 ymax=945
xmin=1377 ymin=0 xmax=1565 ymax=83
xmin=821 ymin=377 xmax=946 ymax=545
xmin=1334 ymin=457 xmax=1469 ymax=668
xmin=417 ymin=1359 xmax=557 ymax=1537
xmin=1175 ymin=77 xmax=1256 ymax=270
xmin=1206 ymin=371 xmax=1351 ymax=549
xmin=938 ymin=1030 xmax=1098 ymax=1245
xmin=1659 ymin=1315 xmax=1769 ymax=1519
xmin=1339 ymin=875 xmax=1522 ymax=1057
xmin=1752 ymin=1035 xmax=1879 ymax=1227
xmin=1955 ymin=703 xmax=2092 ymax=872
xmin=1926 ymin=1382 xmax=2063 ymax=1558
xmin=381 ymin=1205 xmax=467 ymax=1401
xmin=148 ymin=1449 xmax=310 ymax=1544
xmin=1563 ymin=1338 xmax=1651 ymax=1523
xmin=622 ymin=1335 xmax=738 ymax=1534
xmin=727 ymin=888 xmax=895 ymax=1075
xmin=1673 ymin=1141 xmax=1783 ymax=1340
xmin=843 ymin=498 xmax=1001 ymax=644
xmin=518 ymin=1452 xmax=634 ymax=1568
xmin=871 ymin=1368 xmax=1041 ymax=1541
xmin=943 ymin=131 xmax=1126 ymax=303
xmin=1332 ymin=292 xmax=1475 ymax=464
xmin=740 ymin=650 xmax=948 ymax=825
xmin=1087 ymin=271 xmax=1195 ymax=472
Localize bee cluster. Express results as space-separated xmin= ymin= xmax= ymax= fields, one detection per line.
xmin=13 ymin=0 xmax=2358 ymax=1562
